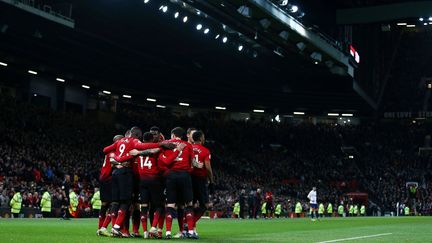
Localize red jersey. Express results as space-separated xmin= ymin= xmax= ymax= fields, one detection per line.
xmin=191 ymin=144 xmax=211 ymax=178
xmin=157 ymin=149 xmax=170 ymax=174
xmin=106 ymin=137 xmax=160 ymax=163
xmin=159 ymin=138 xmax=193 ymax=172
xmin=135 ymin=153 xmax=160 ymax=179
xmin=99 ymin=153 xmax=113 ymax=181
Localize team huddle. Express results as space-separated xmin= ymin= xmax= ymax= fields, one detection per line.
xmin=96 ymin=126 xmax=214 ymax=239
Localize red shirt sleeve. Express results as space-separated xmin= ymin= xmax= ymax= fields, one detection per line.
xmin=113 ymin=153 xmax=134 ymax=163
xmin=204 ymin=149 xmax=211 ymax=162
xmin=133 ymin=140 xmax=160 ymax=150
xmin=103 ymin=142 xmax=117 ymax=154
xmin=158 ymin=150 xmax=180 ymax=166
xmin=188 ymin=144 xmax=194 ymax=163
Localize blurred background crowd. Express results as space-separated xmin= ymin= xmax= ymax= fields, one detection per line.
xmin=1 ymin=97 xmax=431 ymax=217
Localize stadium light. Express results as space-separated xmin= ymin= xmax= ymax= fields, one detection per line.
xmin=279 ymin=0 xmax=288 ymax=7
xmin=81 ymin=85 xmax=90 ymax=89
xmin=253 ymin=109 xmax=264 ymax=113
xmin=146 ymin=98 xmax=157 ymax=102
xmin=183 ymin=16 xmax=188 ymax=23
xmin=407 ymin=25 xmax=416 ymax=28
xmin=156 ymin=105 xmax=166 ymax=108
xmin=28 ymin=70 xmax=37 ymax=75
xmin=342 ymin=113 xmax=353 ymax=117
xmin=179 ymin=102 xmax=190 ymax=107
xmin=293 ymin=112 xmax=305 ymax=115
xmin=222 ymin=37 xmax=228 ymax=43
xmin=396 ymin=23 xmax=407 ymax=26
xmin=123 ymin=94 xmax=132 ymax=99
xmin=56 ymin=78 xmax=65 ymax=82
xmin=196 ymin=24 xmax=203 ymax=30
xmin=204 ymin=28 xmax=210 ymax=34
xmin=103 ymin=90 xmax=111 ymax=95
xmin=0 ymin=61 xmax=7 ymax=66
xmin=144 ymin=0 xmax=150 ymax=3
xmin=419 ymin=17 xmax=424 ymax=21
xmin=328 ymin=113 xmax=339 ymax=116
xmin=174 ymin=12 xmax=179 ymax=18
xmin=215 ymin=106 xmax=226 ymax=110
xmin=238 ymin=45 xmax=244 ymax=51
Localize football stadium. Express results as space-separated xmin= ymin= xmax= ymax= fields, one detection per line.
xmin=0 ymin=0 xmax=432 ymax=242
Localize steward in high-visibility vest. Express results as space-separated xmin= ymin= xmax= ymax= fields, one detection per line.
xmin=261 ymin=202 xmax=267 ymax=218
xmin=233 ymin=202 xmax=240 ymax=218
xmin=40 ymin=191 xmax=52 ymax=217
xmin=360 ymin=205 xmax=366 ymax=216
xmin=318 ymin=203 xmax=325 ymax=217
xmin=10 ymin=191 xmax=22 ymax=218
xmin=349 ymin=205 xmax=354 ymax=216
xmin=275 ymin=204 xmax=282 ymax=218
xmin=338 ymin=204 xmax=344 ymax=217
xmin=353 ymin=205 xmax=359 ymax=216
xmin=91 ymin=189 xmax=102 ymax=217
xmin=404 ymin=206 xmax=410 ymax=216
xmin=327 ymin=203 xmax=333 ymax=217
xmin=69 ymin=190 xmax=78 ymax=218
xmin=295 ymin=202 xmax=302 ymax=217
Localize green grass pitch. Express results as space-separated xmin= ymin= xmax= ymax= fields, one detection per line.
xmin=0 ymin=217 xmax=431 ymax=242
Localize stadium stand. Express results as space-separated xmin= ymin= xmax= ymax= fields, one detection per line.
xmin=0 ymin=96 xmax=431 ymax=217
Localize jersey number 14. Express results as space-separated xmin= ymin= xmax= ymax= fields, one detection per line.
xmin=140 ymin=156 xmax=152 ymax=169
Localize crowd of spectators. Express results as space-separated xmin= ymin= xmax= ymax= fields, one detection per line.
xmin=1 ymin=97 xmax=431 ymax=217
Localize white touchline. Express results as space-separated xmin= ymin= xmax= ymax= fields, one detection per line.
xmin=316 ymin=233 xmax=393 ymax=243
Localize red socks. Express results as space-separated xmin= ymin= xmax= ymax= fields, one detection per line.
xmin=115 ymin=209 xmax=126 ymax=228
xmin=101 ymin=213 xmax=111 ymax=228
xmin=185 ymin=208 xmax=194 ymax=233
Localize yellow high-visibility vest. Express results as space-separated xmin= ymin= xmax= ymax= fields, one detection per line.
xmin=91 ymin=191 xmax=102 ymax=210
xmin=327 ymin=203 xmax=333 ymax=214
xmin=10 ymin=192 xmax=22 ymax=214
xmin=233 ymin=202 xmax=240 ymax=215
xmin=338 ymin=205 xmax=344 ymax=215
xmin=40 ymin=191 xmax=51 ymax=212
xmin=69 ymin=191 xmax=78 ymax=214
xmin=275 ymin=204 xmax=282 ymax=215
xmin=295 ymin=202 xmax=302 ymax=213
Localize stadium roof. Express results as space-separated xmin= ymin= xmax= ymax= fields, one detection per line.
xmin=0 ymin=0 xmax=375 ymax=114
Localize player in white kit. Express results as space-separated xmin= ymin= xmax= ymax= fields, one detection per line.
xmin=307 ymin=187 xmax=318 ymax=221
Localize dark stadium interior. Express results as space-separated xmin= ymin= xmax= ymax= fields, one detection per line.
xmin=0 ymin=0 xmax=372 ymax=114
xmin=1 ymin=0 xmax=432 ymax=241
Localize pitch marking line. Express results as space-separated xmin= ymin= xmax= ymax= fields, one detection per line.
xmin=316 ymin=233 xmax=393 ymax=243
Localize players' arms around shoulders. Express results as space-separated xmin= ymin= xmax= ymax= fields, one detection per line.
xmin=102 ymin=134 xmax=124 ymax=154
xmin=158 ymin=143 xmax=187 ymax=166
xmin=129 ymin=148 xmax=161 ymax=156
